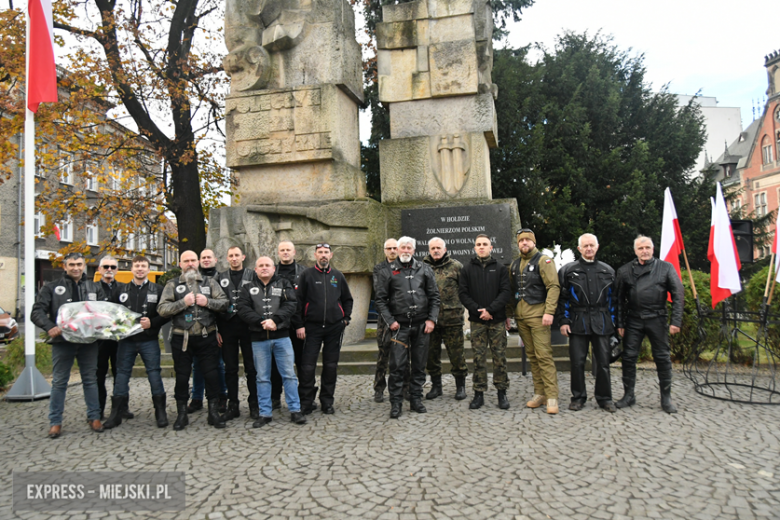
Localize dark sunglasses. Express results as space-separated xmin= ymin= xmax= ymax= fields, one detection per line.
xmin=316 ymin=243 xmax=331 ymax=250
xmin=101 ymin=265 xmax=118 ymax=270
xmin=516 ymin=228 xmax=534 ymax=235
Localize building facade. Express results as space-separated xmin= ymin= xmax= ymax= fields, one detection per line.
xmin=712 ymin=50 xmax=780 ymax=260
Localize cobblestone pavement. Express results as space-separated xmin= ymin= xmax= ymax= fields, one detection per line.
xmin=2 ymin=370 xmax=779 ymax=520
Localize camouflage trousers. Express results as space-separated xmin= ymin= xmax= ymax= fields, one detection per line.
xmin=471 ymin=321 xmax=508 ymax=391
xmin=426 ymin=324 xmax=468 ymax=378
xmin=374 ymin=319 xmax=409 ymax=392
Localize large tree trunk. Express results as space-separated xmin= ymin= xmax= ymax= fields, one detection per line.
xmin=170 ymin=159 xmax=206 ymax=254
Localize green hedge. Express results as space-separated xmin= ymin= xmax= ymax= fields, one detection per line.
xmin=743 ymin=265 xmax=780 ymax=354
xmin=668 ymin=270 xmax=720 ymax=361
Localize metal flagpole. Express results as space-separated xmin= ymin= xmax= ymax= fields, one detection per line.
xmin=5 ymin=6 xmax=51 ymax=400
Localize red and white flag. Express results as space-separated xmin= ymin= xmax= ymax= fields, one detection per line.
xmin=27 ymin=0 xmax=58 ymax=112
xmin=707 ymin=183 xmax=742 ymax=308
xmin=660 ymin=187 xmax=684 ymax=281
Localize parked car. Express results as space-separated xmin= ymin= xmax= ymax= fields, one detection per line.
xmin=0 ymin=305 xmax=19 ymax=343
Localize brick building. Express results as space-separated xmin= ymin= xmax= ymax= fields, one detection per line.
xmin=712 ymin=49 xmax=780 ymax=260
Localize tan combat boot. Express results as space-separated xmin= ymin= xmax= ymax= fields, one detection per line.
xmin=526 ymin=394 xmax=546 ymax=408
xmin=546 ymin=398 xmax=559 ymax=414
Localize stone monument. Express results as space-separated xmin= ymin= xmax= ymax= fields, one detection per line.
xmin=375 ymin=0 xmax=521 ymax=249
xmin=209 ymin=0 xmax=382 ymax=344
xmin=210 ymin=0 xmax=521 ymax=345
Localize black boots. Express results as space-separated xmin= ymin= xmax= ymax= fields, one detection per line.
xmin=218 ymin=396 xmax=228 ymax=415
xmin=469 ymin=391 xmax=484 ymax=409
xmin=373 ymin=389 xmax=384 ymax=403
xmin=659 ymin=373 xmax=677 ymax=414
xmin=152 ymin=394 xmax=169 ymax=428
xmin=174 ymin=399 xmax=189 ymax=430
xmin=249 ymin=403 xmax=260 ymax=420
xmin=226 ymin=400 xmax=240 ymax=420
xmin=390 ymin=402 xmax=402 ymax=419
xmin=290 ymin=412 xmax=307 ymax=424
xmin=497 ymin=390 xmax=510 ymax=410
xmin=410 ymin=398 xmax=427 ymax=414
xmin=454 ymin=376 xmax=467 ymax=400
xmin=425 ymin=376 xmax=442 ymax=400
xmin=615 ymin=376 xmax=636 ymax=409
xmin=207 ymin=400 xmax=226 ymax=428
xmin=186 ymin=399 xmax=203 ymax=413
xmin=103 ymin=396 xmax=128 ymax=429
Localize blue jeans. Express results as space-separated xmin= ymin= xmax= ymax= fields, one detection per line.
xmin=114 ymin=338 xmax=165 ymax=398
xmin=252 ymin=337 xmax=300 ymax=417
xmin=49 ymin=341 xmax=100 ymax=426
xmin=191 ymin=354 xmax=227 ymax=400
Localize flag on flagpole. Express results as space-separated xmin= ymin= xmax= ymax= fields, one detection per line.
xmin=27 ymin=0 xmax=58 ymax=112
xmin=660 ymin=187 xmax=684 ymax=281
xmin=707 ymin=183 xmax=742 ymax=308
xmin=773 ymin=225 xmax=780 ymax=283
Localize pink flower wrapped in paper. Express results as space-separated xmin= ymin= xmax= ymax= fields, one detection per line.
xmin=56 ymin=302 xmax=143 ymax=343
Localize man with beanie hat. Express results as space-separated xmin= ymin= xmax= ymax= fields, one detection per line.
xmin=506 ymin=229 xmax=561 ymax=414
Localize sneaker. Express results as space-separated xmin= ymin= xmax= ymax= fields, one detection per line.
xmin=546 ymin=399 xmax=559 ymax=414
xmin=526 ymin=394 xmax=546 ymax=408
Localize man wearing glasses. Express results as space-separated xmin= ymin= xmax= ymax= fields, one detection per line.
xmin=374 ymin=236 xmax=440 ymax=419
xmin=95 ymin=256 xmax=132 ymax=421
xmin=372 ymin=238 xmax=409 ymax=403
xmin=31 ymin=252 xmax=106 ymax=438
xmin=295 ymin=243 xmax=353 ymax=415
xmin=506 ymin=229 xmax=561 ymax=414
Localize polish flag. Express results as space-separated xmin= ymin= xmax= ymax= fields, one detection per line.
xmin=660 ymin=187 xmax=684 ymax=281
xmin=707 ymin=183 xmax=742 ymax=308
xmin=27 ymin=0 xmax=58 ymax=112
xmin=53 ymin=224 xmax=60 ymax=241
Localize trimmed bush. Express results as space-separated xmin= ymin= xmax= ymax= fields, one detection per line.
xmin=668 ymin=270 xmax=720 ymax=362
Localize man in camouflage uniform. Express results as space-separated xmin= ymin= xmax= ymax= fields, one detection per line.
xmin=506 ymin=229 xmax=561 ymax=414
xmin=423 ymin=237 xmax=468 ymax=400
xmin=372 ymin=239 xmax=410 ymax=402
xmin=459 ymin=234 xmax=512 ymax=409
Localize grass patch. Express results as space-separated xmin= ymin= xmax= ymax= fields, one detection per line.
xmin=2 ymin=336 xmax=54 ymax=377
xmin=364 ymin=328 xmax=377 ymax=340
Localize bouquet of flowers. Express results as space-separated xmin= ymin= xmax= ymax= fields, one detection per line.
xmin=57 ymin=302 xmax=143 ymax=343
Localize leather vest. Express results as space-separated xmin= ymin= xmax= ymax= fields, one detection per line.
xmin=171 ymin=275 xmax=217 ymax=330
xmin=117 ymin=281 xmax=160 ymax=317
xmin=511 ymin=252 xmax=547 ymax=305
xmin=246 ymin=278 xmax=290 ymax=330
xmin=215 ymin=269 xmax=255 ymax=320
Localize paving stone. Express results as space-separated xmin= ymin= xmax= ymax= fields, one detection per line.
xmin=2 ymin=372 xmax=779 ymax=519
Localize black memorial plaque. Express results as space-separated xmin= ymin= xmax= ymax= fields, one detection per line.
xmin=401 ymin=204 xmax=513 ymax=265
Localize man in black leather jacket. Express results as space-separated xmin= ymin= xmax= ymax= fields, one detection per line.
xmin=557 ymin=234 xmax=617 ymax=413
xmin=614 ymin=235 xmax=684 ymax=413
xmin=374 ymin=236 xmax=440 ymax=418
xmin=31 ymin=252 xmax=106 ymax=438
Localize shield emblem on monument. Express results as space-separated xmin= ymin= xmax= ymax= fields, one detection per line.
xmin=431 ymin=134 xmax=470 ymax=196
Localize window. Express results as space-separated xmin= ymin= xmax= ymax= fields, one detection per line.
xmin=111 ymin=169 xmax=122 ymax=191
xmin=34 ymin=212 xmax=45 ymax=237
xmin=59 ymin=217 xmax=73 ymax=242
xmin=86 ymin=165 xmax=97 ymax=191
xmin=762 ymin=136 xmax=774 ymax=165
xmin=754 ymin=192 xmax=767 ymax=217
xmin=59 ymin=153 xmax=74 ymax=185
xmin=126 ymin=232 xmax=135 ymax=251
xmin=137 ymin=233 xmax=147 ymax=252
xmin=86 ymin=216 xmax=98 ymax=245
xmin=731 ymin=198 xmax=742 ymax=214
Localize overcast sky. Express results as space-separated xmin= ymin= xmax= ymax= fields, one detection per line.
xmin=501 ymin=0 xmax=775 ymax=128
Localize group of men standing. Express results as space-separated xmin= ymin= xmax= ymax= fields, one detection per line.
xmin=33 ymin=241 xmax=354 ymax=438
xmin=33 ymin=225 xmax=685 ymax=437
xmin=372 ymin=229 xmax=685 ymax=418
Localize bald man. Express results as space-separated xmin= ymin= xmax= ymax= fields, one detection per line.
xmin=158 ymin=250 xmax=230 ymax=430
